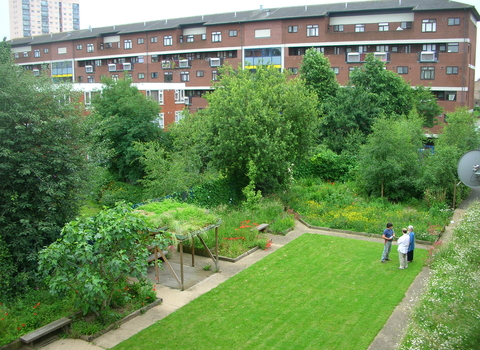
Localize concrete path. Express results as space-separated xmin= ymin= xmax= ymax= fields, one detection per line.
xmin=38 ymin=189 xmax=480 ymax=350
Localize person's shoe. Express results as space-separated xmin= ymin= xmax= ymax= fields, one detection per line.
xmin=407 ymin=261 xmax=412 ymax=263
xmin=398 ymin=267 xmax=404 ymax=269
xmin=381 ymin=260 xmax=386 ymax=263
xmin=385 ymin=259 xmax=391 ymax=261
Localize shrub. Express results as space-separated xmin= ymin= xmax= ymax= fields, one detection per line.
xmin=98 ymin=181 xmax=146 ymax=208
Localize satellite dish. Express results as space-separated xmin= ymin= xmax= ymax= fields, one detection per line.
xmin=457 ymin=150 xmax=480 ymax=188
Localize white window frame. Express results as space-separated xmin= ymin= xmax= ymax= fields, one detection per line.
xmin=355 ymin=24 xmax=365 ymax=32
xmin=306 ymin=24 xmax=318 ymax=37
xmin=180 ymin=71 xmax=190 ymax=82
xmin=209 ymin=57 xmax=221 ymax=67
xmin=174 ymin=89 xmax=185 ymax=103
xmin=420 ymin=51 xmax=436 ymax=62
xmin=178 ymin=59 xmax=189 ymax=68
xmin=86 ymin=43 xmax=94 ymax=53
xmin=212 ymin=31 xmax=222 ymax=42
xmin=124 ymin=39 xmax=132 ymax=49
xmin=378 ymin=23 xmax=389 ymax=31
xmin=164 ymin=35 xmax=173 ymax=46
xmin=346 ymin=52 xmax=361 ymax=63
xmin=175 ymin=111 xmax=184 ymax=123
xmin=85 ymin=65 xmax=94 ymax=73
xmin=422 ymin=19 xmax=436 ymax=32
xmin=108 ymin=64 xmax=116 ymax=72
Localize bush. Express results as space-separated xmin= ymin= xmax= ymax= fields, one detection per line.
xmin=98 ymin=181 xmax=146 ymax=208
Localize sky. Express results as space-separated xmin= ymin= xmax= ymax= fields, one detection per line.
xmin=0 ymin=0 xmax=479 ymax=78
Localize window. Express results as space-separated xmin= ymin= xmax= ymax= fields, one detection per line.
xmin=196 ymin=70 xmax=204 ymax=77
xmin=334 ymin=47 xmax=341 ymax=55
xmin=378 ymin=23 xmax=389 ymax=31
xmin=34 ymin=49 xmax=40 ymax=57
xmin=138 ymin=73 xmax=145 ymax=79
xmin=306 ymin=24 xmax=318 ymax=37
xmin=397 ymin=66 xmax=408 ymax=74
xmin=174 ymin=89 xmax=184 ymax=103
xmin=151 ymin=55 xmax=159 ymax=63
xmin=111 ymin=74 xmax=119 ymax=82
xmin=178 ymin=59 xmax=189 ymax=68
xmin=447 ymin=43 xmax=459 ymax=53
xmin=164 ymin=36 xmax=173 ymax=46
xmin=153 ymin=113 xmax=164 ymax=128
xmin=333 ymin=25 xmax=343 ymax=32
xmin=43 ymin=48 xmax=49 ymax=53
xmin=212 ymin=70 xmax=219 ymax=81
xmin=151 ymin=36 xmax=158 ymax=43
xmin=391 ymin=46 xmax=399 ymax=52
xmin=86 ymin=43 xmax=94 ymax=53
xmin=201 ymin=33 xmax=206 ymax=40
xmin=209 ymin=58 xmax=221 ymax=67
xmin=175 ymin=111 xmax=183 ymax=123
xmin=331 ymin=67 xmax=340 ymax=74
xmin=446 ymin=91 xmax=456 ymax=101
xmin=347 ymin=52 xmax=361 ymax=63
xmin=255 ymin=29 xmax=271 ymax=38
xmin=124 ymin=39 xmax=132 ymax=49
xmin=400 ymin=21 xmax=412 ymax=29
xmin=348 ymin=66 xmax=357 ymax=77
xmin=180 ymin=71 xmax=190 ymax=82
xmin=289 ymin=67 xmax=298 ymax=74
xmin=229 ymin=30 xmax=237 ymax=37
xmin=76 ymin=44 xmax=82 ymax=50
xmin=420 ymin=52 xmax=436 ymax=62
xmin=423 ymin=44 xmax=437 ymax=51
xmin=186 ymin=35 xmax=194 ymax=42
xmin=151 ymin=72 xmax=158 ymax=79
xmin=212 ymin=31 xmax=222 ymax=42
xmin=77 ymin=76 xmax=83 ymax=82
xmin=355 ymin=24 xmax=365 ymax=32
xmin=376 ymin=45 xmax=389 ymax=52
xmin=288 ymin=25 xmax=298 ymax=33
xmin=14 ymin=53 xmax=19 ymax=58
xmin=422 ymin=19 xmax=436 ymax=32
xmin=164 ymin=72 xmax=173 ymax=82
xmin=87 ymin=75 xmax=94 ymax=83
xmin=448 ymin=18 xmax=460 ymax=26
xmin=137 ymin=38 xmax=144 ymax=44
xmin=23 ymin=52 xmax=28 ymax=57
xmin=446 ymin=66 xmax=458 ymax=74
xmin=85 ymin=65 xmax=94 ymax=73
xmin=95 ymin=60 xmax=102 ymax=66
xmin=421 ymin=66 xmax=435 ymax=80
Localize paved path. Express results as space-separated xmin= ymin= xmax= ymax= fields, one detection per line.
xmin=39 ymin=189 xmax=480 ymax=350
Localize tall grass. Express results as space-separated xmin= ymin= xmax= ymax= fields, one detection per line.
xmin=399 ymin=202 xmax=480 ymax=349
xmin=280 ymin=179 xmax=452 ymax=241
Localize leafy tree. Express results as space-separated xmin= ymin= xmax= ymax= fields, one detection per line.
xmin=90 ymin=78 xmax=164 ymax=183
xmin=299 ymin=48 xmax=339 ymax=101
xmin=349 ymin=54 xmax=414 ymax=117
xmin=0 ymin=40 xmax=90 ymax=295
xmin=195 ymin=64 xmax=318 ymax=194
xmin=420 ymin=107 xmax=480 ymax=206
xmin=356 ymin=113 xmax=425 ymax=200
xmin=38 ymin=203 xmax=166 ymax=316
xmin=412 ymin=85 xmax=443 ymax=127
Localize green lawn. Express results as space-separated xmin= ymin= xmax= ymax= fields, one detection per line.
xmin=113 ymin=234 xmax=427 ymax=350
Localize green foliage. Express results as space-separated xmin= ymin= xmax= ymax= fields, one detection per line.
xmin=279 ymin=180 xmax=451 ymax=241
xmin=299 ymin=47 xmax=339 ymax=101
xmin=38 ymin=203 xmax=155 ymax=316
xmin=0 ymin=41 xmax=91 ymax=297
xmin=349 ymin=54 xmax=414 ymax=117
xmin=187 ymin=177 xmax=241 ymax=208
xmin=295 ymin=146 xmax=356 ymax=181
xmin=98 ymin=181 xmax=146 ymax=208
xmin=195 ymin=64 xmax=318 ymax=194
xmin=400 ymin=202 xmax=480 ymax=349
xmin=89 ymin=78 xmax=164 ymax=183
xmin=412 ymin=85 xmax=443 ymax=127
xmin=420 ymin=107 xmax=480 ymax=206
xmin=136 ymin=199 xmax=220 ymax=236
xmin=356 ymin=114 xmax=425 ymax=200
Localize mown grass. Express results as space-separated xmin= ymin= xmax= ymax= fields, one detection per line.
xmin=399 ymin=201 xmax=480 ymax=349
xmin=112 ymin=234 xmax=427 ymax=350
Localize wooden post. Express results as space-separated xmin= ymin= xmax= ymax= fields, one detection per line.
xmin=191 ymin=237 xmax=195 ymax=267
xmin=155 ymin=247 xmax=159 ymax=282
xmin=215 ymin=226 xmax=219 ymax=270
xmin=179 ymin=241 xmax=184 ymax=291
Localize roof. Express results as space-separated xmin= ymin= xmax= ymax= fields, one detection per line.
xmin=9 ymin=0 xmax=479 ymax=47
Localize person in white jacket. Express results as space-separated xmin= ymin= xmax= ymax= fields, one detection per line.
xmin=397 ymin=228 xmax=410 ymax=270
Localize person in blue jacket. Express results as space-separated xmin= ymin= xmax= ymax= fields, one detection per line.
xmin=407 ymin=225 xmax=415 ymax=262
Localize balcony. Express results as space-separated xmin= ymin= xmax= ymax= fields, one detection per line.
xmin=345 ymin=52 xmax=390 ymax=63
xmin=418 ymin=51 xmax=438 ymax=63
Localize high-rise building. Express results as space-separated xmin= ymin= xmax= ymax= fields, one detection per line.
xmin=9 ymin=0 xmax=80 ymax=39
xmin=8 ymin=0 xmax=479 ymax=128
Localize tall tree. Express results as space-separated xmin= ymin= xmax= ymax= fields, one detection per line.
xmin=90 ymin=78 xmax=164 ymax=183
xmin=299 ymin=48 xmax=339 ymax=102
xmin=356 ymin=113 xmax=425 ymax=200
xmin=412 ymin=85 xmax=443 ymax=127
xmin=420 ymin=107 xmax=480 ymax=205
xmin=193 ymin=64 xmax=318 ymax=194
xmin=0 ymin=40 xmax=90 ymax=296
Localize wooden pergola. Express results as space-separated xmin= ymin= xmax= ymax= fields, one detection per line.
xmin=148 ymin=220 xmax=221 ymax=291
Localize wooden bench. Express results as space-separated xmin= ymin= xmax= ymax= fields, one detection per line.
xmin=256 ymin=223 xmax=269 ymax=232
xmin=20 ymin=317 xmax=71 ymax=347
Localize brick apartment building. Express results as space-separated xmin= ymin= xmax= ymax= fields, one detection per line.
xmin=8 ymin=0 xmax=479 ymax=128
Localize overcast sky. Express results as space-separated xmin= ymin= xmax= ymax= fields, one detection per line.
xmin=1 ymin=0 xmax=478 ymax=78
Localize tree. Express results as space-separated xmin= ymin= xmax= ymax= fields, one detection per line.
xmin=420 ymin=107 xmax=480 ymax=206
xmin=412 ymin=85 xmax=443 ymax=127
xmin=356 ymin=113 xmax=425 ymax=200
xmin=195 ymin=64 xmax=318 ymax=194
xmin=38 ymin=203 xmax=164 ymax=316
xmin=90 ymin=78 xmax=164 ymax=183
xmin=0 ymin=40 xmax=91 ymax=295
xmin=349 ymin=54 xmax=414 ymax=117
xmin=299 ymin=48 xmax=339 ymax=102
